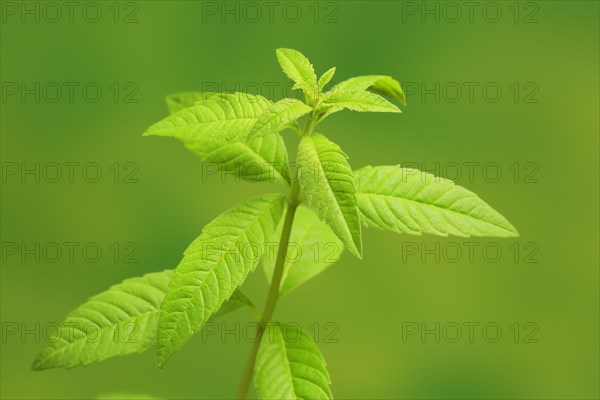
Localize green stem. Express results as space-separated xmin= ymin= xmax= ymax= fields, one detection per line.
xmin=236 ymin=110 xmax=317 ymax=399
xmin=261 ymin=184 xmax=301 ymax=324
xmin=304 ymin=111 xmax=317 ymax=136
xmin=235 ymin=181 xmax=300 ymax=399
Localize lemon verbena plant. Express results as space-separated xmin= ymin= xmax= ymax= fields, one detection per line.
xmin=33 ymin=48 xmax=518 ymax=399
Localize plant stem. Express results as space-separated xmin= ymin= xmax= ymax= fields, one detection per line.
xmin=304 ymin=111 xmax=317 ymax=136
xmin=236 ymin=111 xmax=316 ymax=399
xmin=235 ymin=180 xmax=301 ymax=399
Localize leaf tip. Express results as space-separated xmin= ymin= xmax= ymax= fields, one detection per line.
xmin=348 ymin=240 xmax=363 ymax=260
xmin=156 ymin=351 xmax=170 ymax=370
xmin=142 ymin=126 xmax=156 ymax=137
xmin=155 ymin=337 xmax=172 ymax=370
xmin=31 ymin=353 xmax=50 ymax=371
xmin=496 ymin=215 xmax=519 ymax=237
xmin=30 ymin=361 xmax=42 ymax=371
xmin=388 ymin=104 xmax=402 ymax=113
xmin=275 ymin=48 xmax=288 ymax=59
xmin=505 ymin=225 xmax=520 ymax=237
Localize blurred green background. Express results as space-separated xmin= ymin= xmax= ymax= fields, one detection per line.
xmin=1 ymin=1 xmax=598 ymax=399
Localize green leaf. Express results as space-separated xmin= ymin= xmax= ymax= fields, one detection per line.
xmin=144 ymin=93 xmax=272 ymax=156
xmin=156 ymin=194 xmax=286 ymax=368
xmin=276 ymin=48 xmax=317 ymax=102
xmin=263 ymin=205 xmax=343 ymax=297
xmin=298 ymin=133 xmax=362 ymax=258
xmin=249 ymin=98 xmax=312 ymax=139
xmin=32 ymin=270 xmax=173 ymax=371
xmin=333 ymin=75 xmax=406 ymax=105
xmin=31 ymin=271 xmax=255 ymax=371
xmin=165 ymin=92 xmax=219 ymax=114
xmin=202 ymin=134 xmax=291 ymax=185
xmin=321 ymin=89 xmax=400 ymax=114
xmin=318 ymin=67 xmax=336 ymax=91
xmin=354 ymin=166 xmax=519 ymax=237
xmin=151 ymin=93 xmax=291 ymax=185
xmin=254 ymin=323 xmax=333 ymax=400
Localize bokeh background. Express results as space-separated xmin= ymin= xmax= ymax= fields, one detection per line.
xmin=1 ymin=1 xmax=598 ymax=399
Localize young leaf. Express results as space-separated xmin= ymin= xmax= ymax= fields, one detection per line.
xmin=321 ymin=89 xmax=400 ymax=114
xmin=298 ymin=133 xmax=362 ymax=258
xmin=165 ymin=92 xmax=219 ymax=113
xmin=202 ymin=134 xmax=291 ymax=185
xmin=32 ymin=270 xmax=173 ymax=371
xmin=156 ymin=194 xmax=286 ymax=368
xmin=276 ymin=48 xmax=317 ymax=102
xmin=249 ymin=98 xmax=312 ymax=139
xmin=333 ymin=75 xmax=406 ymax=105
xmin=354 ymin=166 xmax=519 ymax=237
xmin=144 ymin=93 xmax=272 ymax=156
xmin=254 ymin=323 xmax=333 ymax=400
xmin=263 ymin=205 xmax=344 ymax=297
xmin=318 ymin=67 xmax=336 ymax=91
